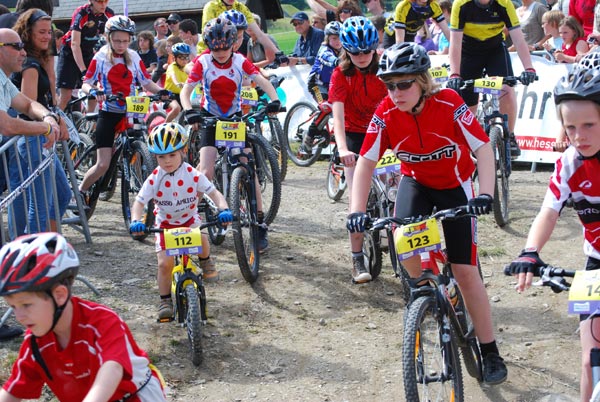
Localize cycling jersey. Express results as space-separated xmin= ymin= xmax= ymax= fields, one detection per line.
xmin=83 ymin=47 xmax=153 ymax=113
xmin=393 ymin=0 xmax=445 ymax=36
xmin=164 ymin=62 xmax=188 ymax=94
xmin=201 ymin=0 xmax=255 ymax=29
xmin=136 ymin=162 xmax=216 ymax=228
xmin=62 ymin=4 xmax=114 ymax=57
xmin=450 ymin=0 xmax=520 ymax=51
xmin=308 ymin=44 xmax=339 ymax=90
xmin=361 ymin=88 xmax=489 ymax=189
xmin=3 ymin=297 xmax=165 ymax=402
xmin=328 ymin=67 xmax=388 ymax=134
xmin=543 ymin=148 xmax=600 ymax=260
xmin=186 ymin=52 xmax=259 ymax=118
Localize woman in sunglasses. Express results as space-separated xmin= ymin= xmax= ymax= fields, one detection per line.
xmin=347 ymin=42 xmax=507 ymax=385
xmin=329 ymin=16 xmax=387 ymax=284
xmin=336 ymin=1 xmax=363 ymax=23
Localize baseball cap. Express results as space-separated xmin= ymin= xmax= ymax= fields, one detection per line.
xmin=167 ymin=13 xmax=182 ymax=23
xmin=290 ymin=12 xmax=309 ymax=23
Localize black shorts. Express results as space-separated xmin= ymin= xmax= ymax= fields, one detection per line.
xmin=394 ymin=176 xmax=477 ymax=265
xmin=580 ymin=257 xmax=600 ymax=321
xmin=94 ymin=111 xmax=125 ymax=149
xmin=57 ymin=47 xmax=93 ymax=90
xmin=458 ymin=43 xmax=514 ymax=107
xmin=346 ymin=131 xmax=365 ymax=155
xmin=197 ymin=109 xmax=247 ymax=149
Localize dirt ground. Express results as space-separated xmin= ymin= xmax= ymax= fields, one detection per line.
xmin=0 ymin=161 xmax=587 ymax=402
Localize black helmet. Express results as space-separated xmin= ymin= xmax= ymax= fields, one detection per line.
xmin=554 ymin=49 xmax=600 ymax=104
xmin=377 ymin=42 xmax=431 ymax=79
xmin=203 ymin=17 xmax=237 ymax=51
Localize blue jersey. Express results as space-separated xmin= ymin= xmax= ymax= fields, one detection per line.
xmin=308 ymin=44 xmax=339 ymax=88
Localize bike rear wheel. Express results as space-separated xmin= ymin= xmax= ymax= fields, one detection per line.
xmin=230 ymin=167 xmax=260 ymax=283
xmin=283 ymin=101 xmax=322 ymax=167
xmin=326 ymin=158 xmax=346 ymax=201
xmin=99 ymin=169 xmax=118 ymax=201
xmin=258 ymin=116 xmax=288 ymax=181
xmin=364 ymin=183 xmax=382 ymax=280
xmin=203 ymin=195 xmax=226 ymax=245
xmin=403 ymin=295 xmax=464 ymax=402
xmin=249 ymin=133 xmax=282 ymax=226
xmin=121 ymin=140 xmax=156 ymax=240
xmin=183 ymin=283 xmax=203 ymax=366
xmin=489 ymin=125 xmax=509 ymax=227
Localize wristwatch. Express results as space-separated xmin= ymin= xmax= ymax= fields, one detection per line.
xmin=43 ymin=112 xmax=60 ymax=124
xmin=522 ymin=247 xmax=539 ymax=254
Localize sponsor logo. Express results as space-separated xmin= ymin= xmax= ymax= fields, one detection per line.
xmin=396 ymin=144 xmax=457 ymax=163
xmin=460 ymin=109 xmax=474 ymax=125
xmin=580 ymin=180 xmax=593 ymax=189
xmin=453 ymin=103 xmax=468 ymax=121
xmin=404 ymin=222 xmax=428 ymax=237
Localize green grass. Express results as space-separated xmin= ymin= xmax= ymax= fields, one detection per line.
xmin=271 ymin=30 xmax=300 ymax=55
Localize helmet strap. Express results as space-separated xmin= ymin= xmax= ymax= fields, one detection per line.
xmin=411 ymin=91 xmax=426 ymax=114
xmin=577 ymin=149 xmax=600 ymax=162
xmin=44 ymin=287 xmax=71 ymax=335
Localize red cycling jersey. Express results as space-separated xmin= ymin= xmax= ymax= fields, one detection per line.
xmin=328 ymin=66 xmax=388 ymax=134
xmin=544 ymin=147 xmax=600 ymax=260
xmin=361 ymin=88 xmax=489 ymax=189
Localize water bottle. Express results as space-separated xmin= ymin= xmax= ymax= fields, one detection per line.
xmin=447 ymin=277 xmax=459 ymax=307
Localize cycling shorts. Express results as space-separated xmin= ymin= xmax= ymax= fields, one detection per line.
xmin=580 ymin=256 xmax=600 ymax=321
xmin=458 ymin=43 xmax=514 ymax=107
xmin=346 ymin=131 xmax=366 ymax=155
xmin=57 ymin=47 xmax=93 ymax=89
xmin=94 ymin=111 xmax=126 ymax=149
xmin=394 ymin=176 xmax=477 ymax=266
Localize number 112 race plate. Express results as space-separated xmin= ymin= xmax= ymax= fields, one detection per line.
xmin=164 ymin=227 xmax=203 ymax=256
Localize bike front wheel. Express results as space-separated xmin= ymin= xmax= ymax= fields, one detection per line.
xmin=403 ymin=296 xmax=464 ymax=402
xmin=258 ymin=116 xmax=288 ymax=182
xmin=249 ymin=133 xmax=282 ymax=226
xmin=121 ymin=140 xmax=156 ymax=240
xmin=489 ymin=125 xmax=509 ymax=227
xmin=230 ymin=167 xmax=260 ymax=283
xmin=326 ymin=159 xmax=346 ymax=201
xmin=283 ymin=101 xmax=322 ymax=167
xmin=183 ymin=283 xmax=203 ymax=366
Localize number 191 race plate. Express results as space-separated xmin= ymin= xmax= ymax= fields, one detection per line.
xmin=164 ymin=227 xmax=203 ymax=256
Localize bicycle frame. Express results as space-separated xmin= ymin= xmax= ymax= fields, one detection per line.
xmin=478 ymin=95 xmax=512 ymax=177
xmin=171 ymin=254 xmax=207 ymax=325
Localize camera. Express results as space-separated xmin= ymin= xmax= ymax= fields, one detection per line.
xmin=588 ymin=36 xmax=598 ymax=44
xmin=274 ymin=51 xmax=289 ymax=66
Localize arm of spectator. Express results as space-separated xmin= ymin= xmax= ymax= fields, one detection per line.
xmin=395 ymin=28 xmax=405 ymax=44
xmin=438 ymin=21 xmax=451 ymax=48
xmin=70 ymin=30 xmax=87 ymax=74
xmin=306 ymin=0 xmax=334 ymax=19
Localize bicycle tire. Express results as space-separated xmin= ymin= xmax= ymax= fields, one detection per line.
xmin=249 ymin=133 xmax=282 ymax=226
xmin=121 ymin=140 xmax=156 ymax=240
xmin=230 ymin=166 xmax=260 ymax=283
xmin=183 ymin=283 xmax=203 ymax=366
xmin=99 ymin=169 xmax=118 ymax=201
xmin=283 ymin=101 xmax=322 ymax=167
xmin=258 ymin=116 xmax=288 ymax=181
xmin=364 ymin=183 xmax=382 ymax=279
xmin=403 ymin=295 xmax=464 ymax=402
xmin=61 ymin=132 xmax=94 ymax=175
xmin=203 ymin=195 xmax=226 ymax=245
xmin=326 ymin=158 xmax=346 ymax=201
xmin=186 ymin=128 xmax=202 ymax=167
xmin=489 ymin=125 xmax=509 ymax=227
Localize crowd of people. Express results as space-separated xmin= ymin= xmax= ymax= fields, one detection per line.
xmin=0 ymin=0 xmax=598 ymax=400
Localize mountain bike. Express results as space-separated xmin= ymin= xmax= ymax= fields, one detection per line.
xmin=370 ymin=207 xmax=484 ymax=401
xmin=72 ymin=94 xmax=159 ymax=239
xmin=148 ymin=220 xmax=225 ymax=366
xmin=325 ymin=141 xmax=347 ymax=202
xmin=462 ymin=75 xmax=535 ymax=227
xmin=283 ymin=100 xmax=332 ymax=167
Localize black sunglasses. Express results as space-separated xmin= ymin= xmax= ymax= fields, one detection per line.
xmin=0 ymin=42 xmax=25 ymax=50
xmin=385 ymin=79 xmax=416 ymax=91
xmin=347 ymin=49 xmax=372 ymax=56
xmin=340 ymin=8 xmax=352 ymax=13
xmin=167 ymin=20 xmax=178 ymax=24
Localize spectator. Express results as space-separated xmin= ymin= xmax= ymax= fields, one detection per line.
xmin=167 ymin=13 xmax=182 ymax=37
xmin=511 ymin=0 xmax=549 ymax=50
xmin=393 ymin=0 xmax=450 ymax=45
xmin=308 ymin=0 xmax=359 ymax=23
xmin=53 ymin=28 xmax=64 ymax=53
xmin=570 ymin=0 xmax=595 ymax=37
xmin=336 ymin=1 xmax=363 ymax=23
xmin=247 ymin=13 xmax=280 ymax=68
xmin=0 ymin=5 xmax=9 ymax=16
xmin=428 ymin=0 xmax=452 ymax=55
xmin=587 ymin=1 xmax=600 ymax=45
xmin=154 ymin=17 xmax=169 ymax=41
xmin=137 ymin=30 xmax=158 ymax=74
xmin=311 ymin=14 xmax=327 ymax=30
xmin=555 ymin=15 xmax=590 ymax=63
xmin=363 ymin=0 xmax=392 ymax=18
xmin=220 ymin=9 xmax=250 ymax=56
xmin=178 ymin=18 xmax=199 ymax=58
xmin=415 ymin=24 xmax=436 ymax=52
xmin=552 ymin=0 xmax=570 ymax=17
xmin=0 ymin=0 xmax=53 ymax=29
xmin=152 ymin=39 xmax=168 ymax=85
xmin=11 ymin=9 xmax=71 ymax=234
xmin=541 ymin=10 xmax=565 ymax=53
xmin=286 ymin=11 xmax=324 ymax=66
xmin=165 ymin=35 xmax=183 ymax=66
xmin=370 ymin=15 xmax=386 ymax=49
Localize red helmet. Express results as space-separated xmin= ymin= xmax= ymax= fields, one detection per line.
xmin=0 ymin=233 xmax=79 ymax=296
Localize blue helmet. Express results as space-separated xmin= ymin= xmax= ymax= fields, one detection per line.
xmin=340 ymin=16 xmax=378 ymax=54
xmin=324 ymin=21 xmax=342 ymax=36
xmin=220 ymin=9 xmax=248 ymax=30
xmin=171 ymin=43 xmax=191 ymax=56
xmin=148 ymin=123 xmax=188 ymax=155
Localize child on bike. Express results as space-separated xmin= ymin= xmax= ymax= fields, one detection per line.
xmin=129 ymin=123 xmax=233 ymax=321
xmin=506 ymin=51 xmax=600 ymax=400
xmin=301 ymin=21 xmax=343 ymax=155
xmin=77 ymin=15 xmax=169 ymax=205
xmin=347 ymin=42 xmax=508 ymax=384
xmin=180 ymin=17 xmax=281 ymax=253
xmin=0 ymin=233 xmax=167 ymax=402
xmin=163 ymin=43 xmax=189 ymax=123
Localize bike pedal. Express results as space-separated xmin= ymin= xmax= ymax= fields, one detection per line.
xmin=156 ymin=317 xmax=174 ymax=323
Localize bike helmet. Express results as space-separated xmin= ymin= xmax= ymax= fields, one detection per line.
xmin=105 ymin=15 xmax=136 ymax=36
xmin=553 ymin=49 xmax=600 ymax=105
xmin=340 ymin=16 xmax=379 ymax=54
xmin=148 ymin=122 xmax=189 ymax=155
xmin=171 ymin=43 xmax=191 ymax=56
xmin=377 ymin=42 xmax=431 ymax=78
xmin=324 ymin=21 xmax=342 ymax=36
xmin=203 ymin=17 xmax=237 ymax=51
xmin=0 ymin=233 xmax=79 ymax=296
xmin=220 ymin=9 xmax=248 ymax=31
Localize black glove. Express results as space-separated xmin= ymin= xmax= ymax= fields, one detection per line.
xmin=467 ymin=194 xmax=493 ymax=215
xmin=520 ymin=68 xmax=537 ymax=86
xmin=346 ymin=212 xmax=369 ymax=233
xmin=157 ymin=89 xmax=171 ymax=98
xmin=507 ymin=249 xmax=545 ymax=276
xmin=184 ymin=109 xmax=202 ymax=125
xmin=446 ymin=75 xmax=463 ymax=92
xmin=265 ymin=100 xmax=281 ymax=113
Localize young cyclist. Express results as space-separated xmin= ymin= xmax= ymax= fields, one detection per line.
xmin=163 ymin=42 xmax=189 ymax=122
xmin=347 ymin=42 xmax=508 ymax=385
xmin=393 ymin=0 xmax=451 ymax=45
xmin=330 ymin=16 xmax=388 ymax=283
xmin=0 ymin=233 xmax=167 ymax=401
xmin=129 ymin=123 xmax=233 ymax=320
xmin=506 ymin=51 xmax=600 ymax=401
xmin=301 ymin=21 xmax=343 ymax=155
xmin=77 ymin=15 xmax=169 ymax=205
xmin=220 ymin=9 xmax=248 ymax=54
xmin=180 ymin=17 xmax=281 ymax=253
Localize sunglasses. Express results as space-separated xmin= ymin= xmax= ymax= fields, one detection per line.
xmin=347 ymin=49 xmax=373 ymax=56
xmin=167 ymin=20 xmax=179 ymax=25
xmin=93 ymin=0 xmax=108 ymax=3
xmin=362 ymin=0 xmax=373 ymax=3
xmin=0 ymin=42 xmax=25 ymax=50
xmin=176 ymin=55 xmax=190 ymax=59
xmin=385 ymin=79 xmax=416 ymax=91
xmin=291 ymin=21 xmax=305 ymax=27
xmin=340 ymin=8 xmax=352 ymax=14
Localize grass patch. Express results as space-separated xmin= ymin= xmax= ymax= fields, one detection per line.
xmin=271 ymin=30 xmax=300 ymax=55
xmin=479 ymin=246 xmax=506 ymax=258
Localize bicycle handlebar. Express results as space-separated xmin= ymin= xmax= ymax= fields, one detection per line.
xmin=461 ymin=75 xmax=538 ymax=89
xmin=503 ymin=264 xmax=576 ymax=293
xmin=145 ymin=220 xmax=228 ymax=234
xmin=369 ymin=205 xmax=472 ymax=231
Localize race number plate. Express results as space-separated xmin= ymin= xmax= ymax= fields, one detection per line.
xmin=568 ymin=270 xmax=600 ymax=315
xmin=241 ymin=86 xmax=259 ymax=106
xmin=395 ymin=218 xmax=442 ymax=261
xmin=215 ymin=121 xmax=246 ymax=148
xmin=473 ymin=77 xmax=504 ymax=96
xmin=429 ymin=66 xmax=449 ymax=83
xmin=163 ymin=227 xmax=203 ymax=256
xmin=126 ymin=96 xmax=150 ymax=118
xmin=374 ymin=151 xmax=401 ymax=175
